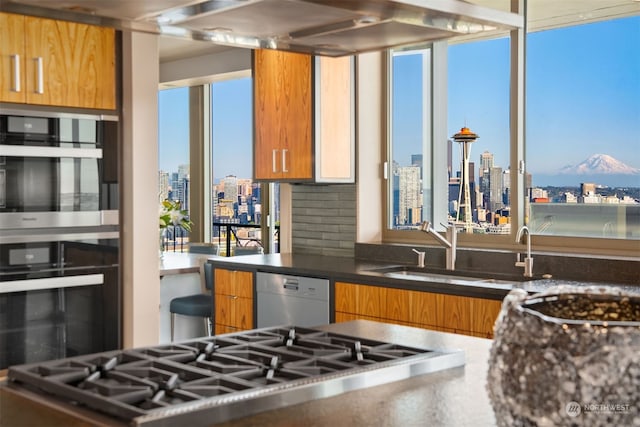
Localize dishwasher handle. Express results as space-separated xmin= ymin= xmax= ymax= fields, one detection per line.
xmin=283 ymin=279 xmax=299 ymax=291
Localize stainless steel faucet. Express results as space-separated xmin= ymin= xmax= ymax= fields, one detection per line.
xmin=515 ymin=225 xmax=534 ymax=277
xmin=419 ymin=221 xmax=457 ymax=270
xmin=412 ymin=248 xmax=426 ymax=268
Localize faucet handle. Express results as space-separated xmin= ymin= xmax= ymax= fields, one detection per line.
xmin=412 ymin=248 xmax=426 ymax=268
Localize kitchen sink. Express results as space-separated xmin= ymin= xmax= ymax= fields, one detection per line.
xmin=366 ymin=266 xmax=541 ymax=287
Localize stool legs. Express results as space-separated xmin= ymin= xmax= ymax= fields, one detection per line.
xmin=203 ymin=318 xmax=211 ymax=336
xmin=171 ymin=313 xmax=176 ymax=342
xmin=170 ymin=313 xmax=211 ymax=342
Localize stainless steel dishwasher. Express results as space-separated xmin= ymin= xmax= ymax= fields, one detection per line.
xmin=256 ymin=272 xmax=329 ymax=328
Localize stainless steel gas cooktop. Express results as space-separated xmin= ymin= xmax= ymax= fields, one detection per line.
xmin=7 ymin=325 xmax=465 ymax=426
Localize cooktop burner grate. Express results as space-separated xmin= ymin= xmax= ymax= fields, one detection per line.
xmin=8 ymin=325 xmax=465 ymax=426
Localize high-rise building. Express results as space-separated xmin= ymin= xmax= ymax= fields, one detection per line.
xmin=502 ymin=169 xmax=510 ymax=206
xmin=158 ymin=171 xmax=170 ymax=202
xmin=480 ymin=150 xmax=494 ymax=172
xmin=489 ymin=166 xmax=504 ymax=212
xmin=479 ymin=151 xmax=493 ymax=208
xmin=398 ymin=166 xmax=421 ymax=226
xmin=411 ymin=154 xmax=423 ymax=179
xmin=222 ymin=175 xmax=239 ymax=208
xmin=391 ymin=161 xmax=400 ymax=226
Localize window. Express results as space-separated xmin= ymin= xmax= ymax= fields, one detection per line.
xmin=388 ymin=48 xmax=431 ymax=230
xmin=526 ymin=17 xmax=640 ymax=240
xmin=388 ymin=36 xmax=511 ymax=235
xmin=386 ymin=9 xmax=638 ymax=254
xmin=158 ymin=87 xmax=191 ymax=250
xmin=211 ymin=77 xmax=277 ymax=255
xmin=448 ymin=37 xmax=510 ymax=234
xmin=158 ymin=78 xmax=279 ymax=255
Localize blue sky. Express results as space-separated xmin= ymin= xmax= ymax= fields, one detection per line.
xmin=161 ymin=16 xmax=640 ymax=186
xmin=158 ymin=78 xmax=253 ymax=181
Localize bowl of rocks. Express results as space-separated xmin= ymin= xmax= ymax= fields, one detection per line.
xmin=487 ymin=285 xmax=640 ymax=427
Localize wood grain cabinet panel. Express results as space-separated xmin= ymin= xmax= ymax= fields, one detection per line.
xmin=437 ymin=293 xmax=502 ymax=338
xmin=334 ymin=282 xmax=502 ymax=339
xmin=436 ymin=294 xmax=472 ymax=333
xmin=214 ymin=268 xmax=254 ymax=332
xmin=469 ymin=298 xmax=502 ymax=338
xmin=384 ymin=287 xmax=411 ymax=322
xmin=0 ymin=13 xmax=25 ymax=103
xmin=254 ymin=49 xmax=312 ymax=180
xmin=335 ymin=282 xmax=384 ymax=318
xmin=334 ymin=281 xmax=356 ymax=313
xmin=0 ymin=12 xmax=115 ymax=109
xmin=408 ymin=290 xmax=438 ymax=327
xmin=253 ymin=50 xmax=354 ymax=183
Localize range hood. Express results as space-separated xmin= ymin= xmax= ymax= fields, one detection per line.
xmin=2 ymin=0 xmax=523 ymax=56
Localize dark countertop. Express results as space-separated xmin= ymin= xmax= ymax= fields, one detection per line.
xmin=208 ymin=253 xmax=639 ymax=300
xmin=0 ymin=320 xmax=497 ymax=427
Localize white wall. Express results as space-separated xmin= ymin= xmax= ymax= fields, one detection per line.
xmin=121 ymin=31 xmax=161 ymax=348
xmin=356 ymin=52 xmax=384 ymax=243
xmin=159 ymin=48 xmax=252 ymax=87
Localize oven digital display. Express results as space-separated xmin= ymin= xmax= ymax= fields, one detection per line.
xmin=8 ymin=247 xmax=51 ymax=266
xmin=7 ymin=116 xmax=49 ymax=134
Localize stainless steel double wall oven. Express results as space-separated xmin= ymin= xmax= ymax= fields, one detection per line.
xmin=0 ymin=109 xmax=121 ymax=370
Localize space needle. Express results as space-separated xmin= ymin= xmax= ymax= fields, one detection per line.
xmin=452 ymin=126 xmax=478 ymax=233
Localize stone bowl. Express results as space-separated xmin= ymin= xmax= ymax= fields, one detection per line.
xmin=487 ymin=286 xmax=640 ymax=427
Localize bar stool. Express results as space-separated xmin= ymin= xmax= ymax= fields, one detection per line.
xmin=169 ymin=262 xmax=213 ymax=341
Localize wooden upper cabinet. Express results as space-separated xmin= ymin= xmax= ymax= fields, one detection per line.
xmin=253 ymin=49 xmax=354 ymax=182
xmin=254 ymin=49 xmax=312 ymax=180
xmin=0 ymin=13 xmax=25 ymax=104
xmin=0 ymin=13 xmax=116 ymax=110
xmin=315 ymin=55 xmax=355 ymax=183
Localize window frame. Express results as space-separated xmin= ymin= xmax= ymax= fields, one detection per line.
xmin=381 ymin=12 xmax=638 ymax=258
xmin=160 ymin=72 xmax=279 ymax=255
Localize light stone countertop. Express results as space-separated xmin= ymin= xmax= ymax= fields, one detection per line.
xmin=0 ymin=320 xmax=498 ymax=426
xmin=159 ymin=251 xmax=218 ymax=276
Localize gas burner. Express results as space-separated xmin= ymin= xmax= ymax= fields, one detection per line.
xmin=8 ymin=325 xmax=465 ymax=426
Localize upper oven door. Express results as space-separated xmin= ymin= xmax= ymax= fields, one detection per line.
xmin=0 ymin=110 xmax=119 ymax=229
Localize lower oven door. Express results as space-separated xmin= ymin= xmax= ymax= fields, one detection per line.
xmin=0 ymin=269 xmax=120 ymax=370
xmin=0 ymin=269 xmax=118 ymax=370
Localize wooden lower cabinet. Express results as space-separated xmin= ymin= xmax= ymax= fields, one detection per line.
xmin=334 ymin=282 xmax=502 ymax=339
xmin=214 ymin=268 xmax=253 ymax=333
xmin=469 ymin=296 xmax=503 ymax=338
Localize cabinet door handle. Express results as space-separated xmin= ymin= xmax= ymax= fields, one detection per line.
xmin=11 ymin=54 xmax=21 ymax=92
xmin=282 ymin=149 xmax=288 ymax=173
xmin=227 ymin=295 xmax=238 ymax=300
xmin=272 ymin=149 xmax=279 ymax=173
xmin=35 ymin=57 xmax=44 ymax=94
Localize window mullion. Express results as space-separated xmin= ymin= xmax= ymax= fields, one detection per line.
xmin=432 ymin=41 xmax=448 ymax=231
xmin=510 ymin=0 xmax=526 ymax=233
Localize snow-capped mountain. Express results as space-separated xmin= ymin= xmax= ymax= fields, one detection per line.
xmin=559 ymin=154 xmax=640 ymax=175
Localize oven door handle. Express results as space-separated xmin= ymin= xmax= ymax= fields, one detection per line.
xmin=0 ymin=145 xmax=103 ymax=159
xmin=0 ymin=273 xmax=104 ymax=294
